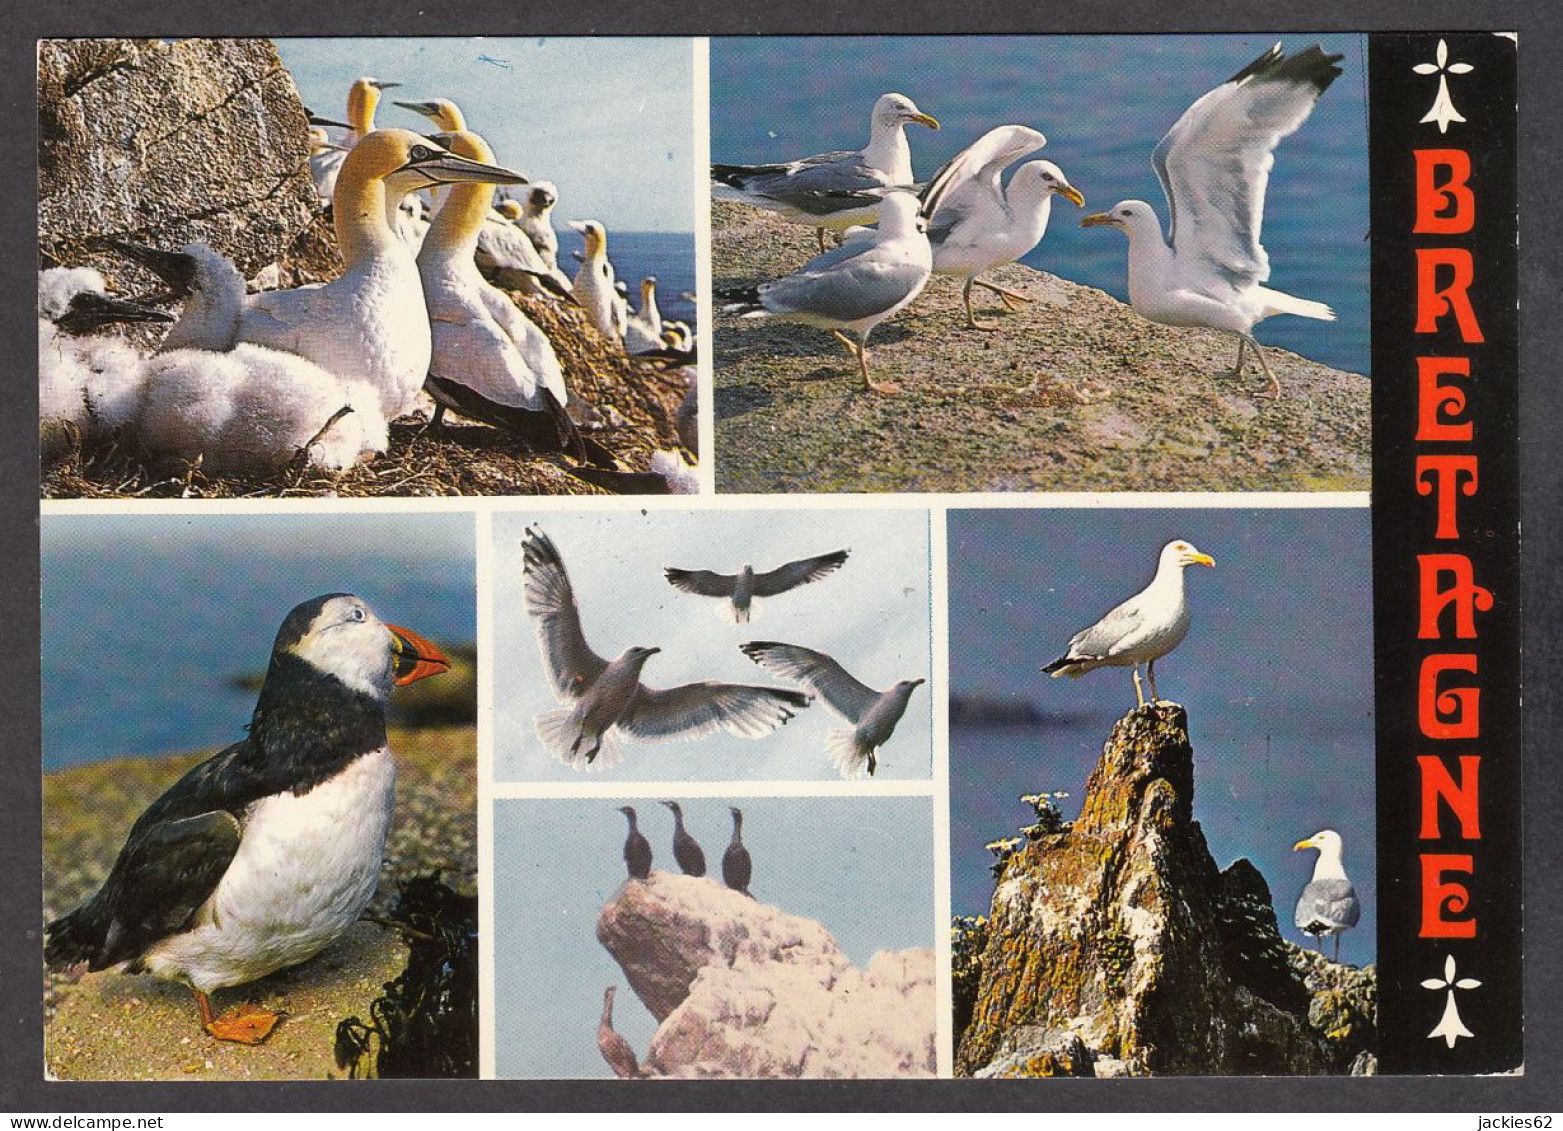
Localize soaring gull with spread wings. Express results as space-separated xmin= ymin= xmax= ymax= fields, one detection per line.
xmin=664 ymin=548 xmax=848 ymax=624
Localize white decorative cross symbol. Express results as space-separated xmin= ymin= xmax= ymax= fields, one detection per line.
xmin=1422 ymin=953 xmax=1482 ymax=1048
xmin=1414 ymin=39 xmax=1475 ymax=134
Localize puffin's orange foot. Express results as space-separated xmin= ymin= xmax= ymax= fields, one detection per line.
xmin=205 ymin=1003 xmax=283 ymax=1045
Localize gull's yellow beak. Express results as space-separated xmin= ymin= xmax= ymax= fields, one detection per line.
xmin=1081 ymin=212 xmax=1115 ymax=228
xmin=1060 ymin=185 xmax=1085 ymax=208
xmin=1191 ymin=552 xmax=1216 ymax=568
xmin=1294 ymin=838 xmax=1316 ymax=851
xmin=910 ymin=112 xmax=940 ymax=130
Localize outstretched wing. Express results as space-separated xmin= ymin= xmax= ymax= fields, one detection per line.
xmin=752 ymin=549 xmax=850 ymax=597
xmin=922 ymin=124 xmax=1047 ymax=236
xmin=619 ymin=682 xmax=811 ymax=742
xmin=1153 ymin=44 xmax=1343 ymax=290
xmin=522 ymin=526 xmax=608 ymax=701
xmin=739 ymin=641 xmax=878 ymax=722
xmin=663 ymin=567 xmax=738 ymax=598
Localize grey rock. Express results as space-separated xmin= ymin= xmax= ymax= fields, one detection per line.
xmin=974 ymin=1026 xmax=1095 ymax=1078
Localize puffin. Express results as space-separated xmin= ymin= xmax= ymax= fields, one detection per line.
xmin=44 ymin=594 xmax=450 ymax=1044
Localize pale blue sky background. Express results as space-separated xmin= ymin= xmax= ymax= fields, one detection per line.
xmin=493 ymin=795 xmax=934 ymax=1078
xmin=492 ymin=509 xmax=933 ymax=782
xmin=275 ymin=37 xmax=695 ymax=233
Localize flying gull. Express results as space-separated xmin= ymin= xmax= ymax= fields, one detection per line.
xmin=921 ymin=125 xmax=1084 ymax=329
xmin=521 ymin=526 xmax=811 ymax=772
xmin=740 ymin=641 xmax=925 ymax=779
xmin=1081 ymin=43 xmax=1342 ymax=398
xmin=1042 ymin=539 xmax=1215 ymax=708
xmin=664 ymin=548 xmax=849 ymax=623
xmin=713 ymin=92 xmax=939 ymax=250
xmin=719 ymin=187 xmax=948 ymax=394
xmin=1293 ymin=829 xmax=1361 ymax=962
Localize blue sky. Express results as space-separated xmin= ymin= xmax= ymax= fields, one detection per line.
xmin=275 ymin=37 xmax=695 ymax=233
xmin=492 ymin=509 xmax=933 ymax=782
xmin=493 ymin=795 xmax=934 ymax=1078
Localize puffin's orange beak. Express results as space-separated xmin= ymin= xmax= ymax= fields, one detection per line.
xmin=387 ymin=623 xmax=451 ymax=686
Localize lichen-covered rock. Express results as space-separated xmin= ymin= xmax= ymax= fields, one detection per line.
xmin=954 ymin=703 xmax=1373 ymax=1077
xmin=38 ymin=38 xmax=316 ymax=280
xmin=597 ymin=872 xmax=935 ymax=1078
xmin=974 ymin=1026 xmax=1096 ymax=1079
xmin=1290 ymin=944 xmax=1378 ymax=1071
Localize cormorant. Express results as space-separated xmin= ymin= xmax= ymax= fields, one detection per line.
xmin=722 ymin=807 xmax=753 ymax=897
xmin=617 ymin=806 xmax=652 ymax=881
xmin=661 ymin=800 xmax=706 ymax=877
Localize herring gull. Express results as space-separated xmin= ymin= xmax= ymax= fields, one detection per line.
xmin=1293 ymin=829 xmax=1361 ymax=961
xmin=664 ymin=548 xmax=849 ymax=623
xmin=739 ymin=641 xmax=925 ymax=779
xmin=1080 ymin=44 xmax=1343 ymax=397
xmin=1041 ymin=539 xmax=1215 ymax=708
xmin=712 ymin=92 xmax=939 ymax=250
xmin=921 ymin=125 xmax=1084 ymax=329
xmin=521 ymin=527 xmax=811 ymax=772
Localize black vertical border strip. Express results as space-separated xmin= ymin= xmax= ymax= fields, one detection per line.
xmin=1371 ymin=31 xmax=1522 ymax=1075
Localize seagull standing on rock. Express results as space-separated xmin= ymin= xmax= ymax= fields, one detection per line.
xmin=1081 ymin=44 xmax=1343 ymax=398
xmin=1293 ymin=829 xmax=1361 ymax=962
xmin=1042 ymin=539 xmax=1215 ymax=709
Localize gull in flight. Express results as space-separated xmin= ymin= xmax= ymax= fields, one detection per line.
xmin=921 ymin=125 xmax=1084 ymax=329
xmin=740 ymin=641 xmax=924 ymax=779
xmin=1042 ymin=539 xmax=1215 ymax=708
xmin=1081 ymin=44 xmax=1343 ymax=398
xmin=664 ymin=548 xmax=848 ymax=624
xmin=521 ymin=527 xmax=811 ymax=772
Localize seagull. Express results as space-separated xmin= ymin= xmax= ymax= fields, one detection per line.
xmin=722 ymin=807 xmax=753 ymax=897
xmin=43 ymin=595 xmax=449 ymax=1043
xmin=1080 ymin=44 xmax=1343 ymax=398
xmin=920 ymin=125 xmax=1084 ymax=329
xmin=660 ymin=800 xmax=706 ymax=876
xmin=664 ymin=548 xmax=848 ymax=624
xmin=520 ymin=526 xmax=811 ymax=772
xmin=739 ymin=641 xmax=925 ymax=779
xmin=616 ymin=806 xmax=652 ymax=881
xmin=712 ymin=92 xmax=940 ymax=251
xmin=1293 ymin=829 xmax=1361 ymax=962
xmin=719 ymin=186 xmax=947 ymax=394
xmin=1041 ymin=539 xmax=1215 ymax=708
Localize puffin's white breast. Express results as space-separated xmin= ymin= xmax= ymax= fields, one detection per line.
xmin=142 ymin=747 xmax=396 ymax=994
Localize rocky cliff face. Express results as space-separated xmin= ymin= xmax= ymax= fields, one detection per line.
xmin=954 ymin=704 xmax=1376 ymax=1077
xmin=39 ymin=38 xmax=317 ymax=280
xmin=598 ymin=872 xmax=936 ymax=1078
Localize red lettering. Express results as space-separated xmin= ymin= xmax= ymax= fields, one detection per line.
xmin=1416 ymin=456 xmax=1479 ymax=540
xmin=1418 ymin=754 xmax=1481 ymax=839
xmin=1416 ymin=248 xmax=1485 ymax=343
xmin=1419 ymin=654 xmax=1480 ymax=739
xmin=1414 ymin=149 xmax=1476 ymax=234
xmin=1420 ymin=854 xmax=1477 ymax=937
xmin=1418 ymin=554 xmax=1494 ymax=639
xmin=1416 ymin=357 xmax=1474 ymax=441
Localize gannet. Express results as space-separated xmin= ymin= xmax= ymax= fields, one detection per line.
xmin=1293 ymin=829 xmax=1361 ymax=961
xmin=739 ymin=641 xmax=925 ymax=778
xmin=111 ymin=241 xmax=245 ymax=354
xmin=517 ymin=182 xmax=562 ymax=270
xmin=393 ymin=97 xmax=467 ymax=132
xmin=479 ymin=199 xmax=572 ymax=297
xmin=713 ymin=92 xmax=940 ymax=250
xmin=38 ymin=267 xmax=169 ymax=449
xmin=521 ymin=526 xmax=811 ymax=773
xmin=568 ymin=220 xmax=624 ymax=344
xmin=44 ymin=595 xmax=449 ymax=1043
xmin=1042 ymin=539 xmax=1215 ymax=708
xmin=720 ymin=188 xmax=943 ymax=393
xmin=921 ymin=125 xmax=1084 ymax=329
xmin=623 ymin=277 xmax=665 ymax=355
xmin=235 ymin=129 xmax=528 ymax=419
xmin=660 ymin=800 xmax=706 ymax=876
xmin=722 ymin=807 xmax=753 ymax=897
xmin=311 ymin=76 xmax=400 ymax=208
xmin=415 ymin=129 xmax=581 ymax=456
xmin=616 ymin=806 xmax=652 ymax=880
xmin=1081 ymin=44 xmax=1343 ymax=398
xmin=664 ymin=548 xmax=848 ymax=624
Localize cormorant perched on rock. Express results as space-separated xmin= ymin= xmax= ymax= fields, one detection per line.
xmin=660 ymin=800 xmax=706 ymax=877
xmin=596 ymin=985 xmax=642 ymax=1079
xmin=722 ymin=807 xmax=753 ymax=897
xmin=617 ymin=806 xmax=652 ymax=881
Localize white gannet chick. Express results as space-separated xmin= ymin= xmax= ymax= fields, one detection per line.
xmin=720 ymin=189 xmax=935 ymax=394
xmin=712 ymin=92 xmax=940 ymax=250
xmin=922 ymin=126 xmax=1084 ymax=328
xmin=38 ymin=267 xmax=169 ymax=448
xmin=137 ymin=344 xmax=388 ymax=476
xmin=1293 ymin=829 xmax=1361 ymax=962
xmin=568 ymin=220 xmax=623 ymax=343
xmin=1042 ymin=539 xmax=1215 ymax=708
xmin=624 ymin=277 xmax=665 ymax=355
xmin=1080 ymin=45 xmax=1342 ymax=397
xmin=518 ymin=182 xmax=561 ymax=270
xmin=235 ymin=129 xmax=529 ymax=419
xmin=111 ymin=241 xmax=246 ymax=353
xmin=479 ymin=199 xmax=571 ymax=297
xmin=311 ymin=76 xmax=401 ymax=207
xmin=415 ymin=129 xmax=580 ymax=455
